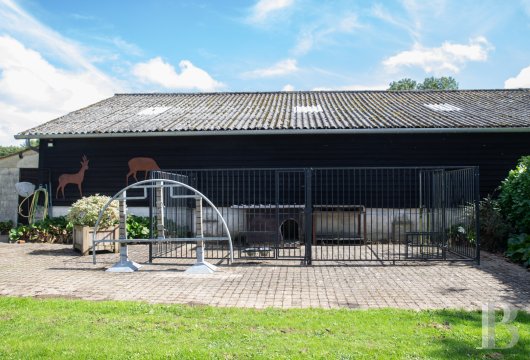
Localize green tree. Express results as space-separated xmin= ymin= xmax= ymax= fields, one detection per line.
xmin=0 ymin=145 xmax=24 ymax=157
xmin=417 ymin=76 xmax=459 ymax=90
xmin=388 ymin=78 xmax=417 ymax=91
xmin=388 ymin=76 xmax=459 ymax=91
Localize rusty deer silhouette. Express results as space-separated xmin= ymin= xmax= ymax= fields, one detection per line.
xmin=126 ymin=157 xmax=160 ymax=184
xmin=56 ymin=155 xmax=89 ymax=199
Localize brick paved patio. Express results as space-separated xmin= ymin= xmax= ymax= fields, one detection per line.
xmin=0 ymin=243 xmax=528 ymax=310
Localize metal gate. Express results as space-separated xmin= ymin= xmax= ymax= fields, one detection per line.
xmin=149 ymin=167 xmax=479 ymax=264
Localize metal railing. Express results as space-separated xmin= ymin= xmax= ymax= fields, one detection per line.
xmin=149 ymin=167 xmax=480 ymax=264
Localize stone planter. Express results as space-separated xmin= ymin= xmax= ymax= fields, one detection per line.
xmin=73 ymin=225 xmax=120 ymax=256
xmin=0 ymin=234 xmax=9 ymax=243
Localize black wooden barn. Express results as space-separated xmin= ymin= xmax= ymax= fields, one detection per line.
xmin=16 ymin=89 xmax=530 ymax=202
xmin=15 ymin=90 xmax=530 ymax=263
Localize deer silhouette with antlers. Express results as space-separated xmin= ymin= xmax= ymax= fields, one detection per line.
xmin=56 ymin=155 xmax=89 ymax=199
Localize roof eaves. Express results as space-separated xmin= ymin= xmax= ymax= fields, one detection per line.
xmin=14 ymin=126 xmax=530 ymax=140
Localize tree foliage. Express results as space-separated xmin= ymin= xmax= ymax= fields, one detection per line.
xmin=388 ymin=78 xmax=417 ymax=91
xmin=0 ymin=145 xmax=24 ymax=158
xmin=499 ymin=155 xmax=530 ymax=233
xmin=388 ymin=76 xmax=459 ymax=91
xmin=417 ymin=76 xmax=459 ymax=90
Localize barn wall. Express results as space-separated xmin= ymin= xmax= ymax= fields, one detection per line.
xmin=38 ymin=132 xmax=530 ymax=205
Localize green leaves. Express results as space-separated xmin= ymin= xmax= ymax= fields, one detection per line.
xmin=388 ymin=78 xmax=417 ymax=90
xmin=0 ymin=220 xmax=14 ymax=235
xmin=498 ymin=156 xmax=530 ymax=267
xmin=417 ymin=76 xmax=459 ymax=90
xmin=8 ymin=216 xmax=73 ymax=244
xmin=506 ymin=233 xmax=530 ymax=267
xmin=388 ymin=76 xmax=459 ymax=91
xmin=67 ymin=195 xmax=119 ymax=228
xmin=126 ymin=215 xmax=151 ymax=239
xmin=499 ymin=156 xmax=530 ymax=233
xmin=478 ymin=195 xmax=512 ymax=252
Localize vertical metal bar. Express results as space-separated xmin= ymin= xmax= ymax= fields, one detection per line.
xmin=156 ymin=181 xmax=165 ymax=240
xmin=441 ymin=169 xmax=447 ymax=260
xmin=474 ymin=166 xmax=481 ymax=265
xmin=148 ymin=176 xmax=154 ymax=263
xmin=304 ymin=168 xmax=313 ymax=265
xmin=275 ymin=170 xmax=280 ymax=259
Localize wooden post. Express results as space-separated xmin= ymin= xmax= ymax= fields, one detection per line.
xmin=195 ymin=197 xmax=204 ymax=263
xmin=106 ymin=190 xmax=141 ymax=272
xmin=184 ymin=194 xmax=218 ymax=273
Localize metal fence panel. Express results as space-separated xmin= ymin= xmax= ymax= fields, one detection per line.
xmin=149 ymin=167 xmax=479 ymax=264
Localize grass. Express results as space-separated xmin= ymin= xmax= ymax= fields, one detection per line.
xmin=0 ymin=297 xmax=528 ymax=359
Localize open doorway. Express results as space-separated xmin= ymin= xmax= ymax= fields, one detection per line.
xmin=280 ymin=218 xmax=300 ymax=245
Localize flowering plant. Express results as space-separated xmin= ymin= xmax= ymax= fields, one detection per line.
xmin=67 ymin=195 xmax=119 ymax=228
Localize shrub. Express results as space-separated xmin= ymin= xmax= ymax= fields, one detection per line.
xmin=0 ymin=220 xmax=14 ymax=235
xmin=499 ymin=155 xmax=530 ymax=233
xmin=67 ymin=195 xmax=119 ymax=228
xmin=126 ymin=215 xmax=150 ymax=239
xmin=8 ymin=216 xmax=73 ymax=244
xmin=125 ymin=216 xmax=191 ymax=239
xmin=505 ymin=233 xmax=530 ymax=267
xmin=447 ymin=223 xmax=472 ymax=245
xmin=478 ymin=195 xmax=512 ymax=252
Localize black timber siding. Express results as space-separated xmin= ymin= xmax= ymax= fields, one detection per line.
xmin=38 ymin=133 xmax=530 ymax=205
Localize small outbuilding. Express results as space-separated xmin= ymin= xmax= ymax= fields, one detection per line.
xmin=14 ymin=90 xmax=530 ymax=264
xmin=0 ymin=149 xmax=39 ymax=224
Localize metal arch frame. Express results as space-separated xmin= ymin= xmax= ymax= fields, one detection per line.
xmin=91 ymin=179 xmax=233 ymax=267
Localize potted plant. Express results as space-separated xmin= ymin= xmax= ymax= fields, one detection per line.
xmin=0 ymin=220 xmax=14 ymax=243
xmin=67 ymin=195 xmax=120 ymax=255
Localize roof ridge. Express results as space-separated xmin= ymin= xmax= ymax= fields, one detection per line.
xmin=114 ymin=89 xmax=530 ymax=96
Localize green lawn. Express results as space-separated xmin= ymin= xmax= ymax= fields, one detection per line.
xmin=0 ymin=297 xmax=528 ymax=359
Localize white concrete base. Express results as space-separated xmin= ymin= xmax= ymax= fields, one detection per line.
xmin=106 ymin=260 xmax=142 ymax=272
xmin=184 ymin=261 xmax=218 ymax=274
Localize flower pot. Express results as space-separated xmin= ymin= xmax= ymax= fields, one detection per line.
xmin=73 ymin=225 xmax=120 ymax=256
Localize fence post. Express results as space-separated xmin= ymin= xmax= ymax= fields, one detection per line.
xmin=474 ymin=167 xmax=481 ymax=265
xmin=148 ymin=175 xmax=154 ymax=263
xmin=304 ymin=168 xmax=313 ymax=265
xmin=441 ymin=169 xmax=447 ymax=260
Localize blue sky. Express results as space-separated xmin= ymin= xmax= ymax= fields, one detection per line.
xmin=1 ymin=0 xmax=530 ymax=144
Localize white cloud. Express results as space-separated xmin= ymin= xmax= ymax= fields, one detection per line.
xmin=0 ymin=0 xmax=120 ymax=145
xmin=0 ymin=35 xmax=117 ymax=145
xmin=0 ymin=0 xmax=109 ymax=76
xmin=242 ymin=58 xmax=299 ymax=78
xmin=505 ymin=65 xmax=530 ymax=88
xmin=372 ymin=1 xmax=448 ymax=42
xmin=382 ymin=37 xmax=493 ymax=74
xmin=371 ymin=3 xmax=419 ymax=40
xmin=312 ymin=84 xmax=387 ymax=91
xmin=293 ymin=13 xmax=362 ymax=55
xmin=110 ymin=36 xmax=143 ymax=56
xmin=248 ymin=0 xmax=294 ymax=24
xmin=132 ymin=57 xmax=224 ymax=92
xmin=282 ymin=84 xmax=295 ymax=91
xmin=0 ymin=103 xmax=58 ymax=146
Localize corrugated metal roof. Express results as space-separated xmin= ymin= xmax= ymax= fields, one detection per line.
xmin=15 ymin=89 xmax=530 ymax=138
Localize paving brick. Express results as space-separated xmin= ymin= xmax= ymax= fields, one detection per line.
xmin=0 ymin=243 xmax=528 ymax=310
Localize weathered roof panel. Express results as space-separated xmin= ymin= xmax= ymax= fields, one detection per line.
xmin=16 ymin=89 xmax=530 ymax=138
